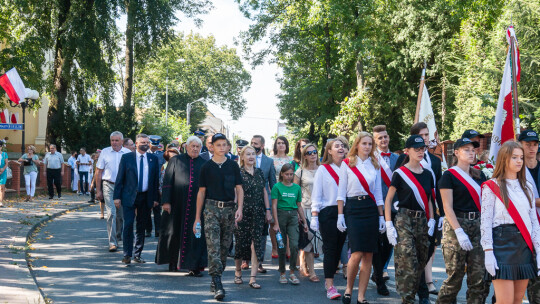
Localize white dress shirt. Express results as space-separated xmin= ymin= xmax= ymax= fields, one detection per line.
xmin=77 ymin=154 xmax=92 ymax=172
xmin=256 ymin=153 xmax=262 ymax=168
xmin=376 ymin=149 xmax=391 ymax=166
xmin=480 ymin=179 xmax=540 ymax=252
xmin=337 ymin=156 xmax=384 ymax=206
xmin=136 ymin=151 xmax=149 ymax=192
xmin=96 ymin=146 xmax=131 ymax=182
xmin=311 ymin=163 xmax=341 ymax=212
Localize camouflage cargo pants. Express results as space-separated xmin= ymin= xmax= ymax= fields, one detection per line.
xmin=204 ymin=202 xmax=236 ymax=277
xmin=394 ymin=210 xmax=430 ymax=304
xmin=437 ymin=217 xmax=489 ymax=304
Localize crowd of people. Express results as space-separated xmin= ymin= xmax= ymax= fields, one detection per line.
xmin=5 ymin=122 xmax=540 ymax=304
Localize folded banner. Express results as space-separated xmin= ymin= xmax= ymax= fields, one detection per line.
xmin=0 ymin=109 xmax=9 ymax=124
xmin=0 ymin=68 xmax=26 ymax=105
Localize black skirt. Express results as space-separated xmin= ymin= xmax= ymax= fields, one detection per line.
xmin=344 ymin=197 xmax=378 ymax=253
xmin=485 ymin=224 xmax=537 ymax=280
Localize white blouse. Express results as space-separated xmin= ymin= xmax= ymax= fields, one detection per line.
xmin=311 ymin=163 xmax=341 ymax=213
xmin=337 ymin=156 xmax=384 ymax=206
xmin=480 ymin=179 xmax=540 ymax=252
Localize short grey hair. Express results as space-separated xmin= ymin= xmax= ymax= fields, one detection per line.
xmin=110 ymin=131 xmax=124 ymax=139
xmin=186 ymin=136 xmax=202 ymax=147
xmin=136 ymin=133 xmax=148 ymax=140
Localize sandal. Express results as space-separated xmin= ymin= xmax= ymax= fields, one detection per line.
xmin=234 ymin=270 xmax=243 ymax=284
xmin=289 ymin=273 xmax=300 ymax=285
xmin=309 ymin=275 xmax=320 ymax=282
xmin=279 ymin=274 xmax=287 ymax=284
xmin=258 ymin=265 xmax=267 ymax=273
xmin=241 ymin=261 xmax=249 ymax=270
xmin=249 ymin=276 xmax=261 ymax=289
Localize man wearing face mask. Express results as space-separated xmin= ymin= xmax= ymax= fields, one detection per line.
xmin=114 ymin=133 xmax=160 ymax=264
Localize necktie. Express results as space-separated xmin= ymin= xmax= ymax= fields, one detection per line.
xmin=381 ymin=152 xmax=391 ymax=157
xmin=138 ymin=155 xmax=144 ymax=192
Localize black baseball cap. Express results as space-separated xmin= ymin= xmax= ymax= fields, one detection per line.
xmin=405 ymin=135 xmax=427 ymax=149
xmin=518 ymin=129 xmax=539 ymax=142
xmin=236 ymin=139 xmax=248 ymax=147
xmin=211 ymin=133 xmax=227 ymax=143
xmin=461 ymin=129 xmax=484 ymax=139
xmin=453 ymin=137 xmax=480 ymax=150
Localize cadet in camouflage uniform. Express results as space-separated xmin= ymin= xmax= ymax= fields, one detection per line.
xmin=436 ymin=138 xmax=489 ymax=304
xmin=385 ymin=135 xmax=436 ymax=304
xmin=194 ymin=133 xmax=244 ymax=301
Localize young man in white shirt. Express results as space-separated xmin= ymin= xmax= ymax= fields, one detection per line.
xmin=77 ymin=148 xmax=92 ymax=195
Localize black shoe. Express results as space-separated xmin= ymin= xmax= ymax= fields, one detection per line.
xmin=342 ymin=294 xmax=351 ymax=304
xmin=212 ymin=276 xmax=225 ymax=300
xmin=169 ymin=263 xmax=178 ymax=272
xmin=133 ymin=256 xmax=145 ymax=263
xmin=122 ymin=256 xmax=131 ymax=264
xmin=357 ymin=301 xmax=369 ymax=304
xmin=370 ymin=274 xmax=377 ymax=283
xmin=145 ymin=231 xmax=151 ymax=237
xmin=49 ymin=196 xmax=54 ymax=199
xmin=376 ymin=282 xmax=389 ymax=296
xmin=155 ymin=232 xmax=160 ymax=238
xmin=186 ymin=270 xmax=203 ymax=277
xmin=58 ymin=195 xmax=61 ymax=199
xmin=419 ymin=298 xmax=431 ymax=304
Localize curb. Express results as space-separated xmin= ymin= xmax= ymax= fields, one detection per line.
xmin=24 ymin=202 xmax=94 ymax=303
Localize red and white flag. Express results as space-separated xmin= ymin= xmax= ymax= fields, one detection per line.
xmin=0 ymin=109 xmax=9 ymax=124
xmin=0 ymin=68 xmax=26 ymax=105
xmin=489 ymin=27 xmax=520 ymax=160
xmin=10 ymin=113 xmax=19 ymax=124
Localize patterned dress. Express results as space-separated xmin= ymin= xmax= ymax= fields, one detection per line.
xmin=234 ymin=167 xmax=266 ymax=261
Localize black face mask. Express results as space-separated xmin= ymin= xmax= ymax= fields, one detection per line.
xmin=139 ymin=144 xmax=149 ymax=152
xmin=254 ymin=147 xmax=261 ymax=153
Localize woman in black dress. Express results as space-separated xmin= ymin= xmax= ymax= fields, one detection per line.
xmin=156 ymin=136 xmax=207 ymax=275
xmin=234 ymin=146 xmax=272 ymax=288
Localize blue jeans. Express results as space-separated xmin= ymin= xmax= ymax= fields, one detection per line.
xmin=78 ymin=171 xmax=88 ymax=193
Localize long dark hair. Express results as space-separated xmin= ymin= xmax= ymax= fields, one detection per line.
xmin=293 ymin=139 xmax=310 ymax=163
xmin=273 ymin=136 xmax=290 ymax=155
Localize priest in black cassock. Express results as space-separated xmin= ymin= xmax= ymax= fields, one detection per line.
xmin=156 ymin=136 xmax=208 ymax=275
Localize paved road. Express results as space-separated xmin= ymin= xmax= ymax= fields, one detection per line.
xmin=29 ymin=204 xmax=496 ymax=303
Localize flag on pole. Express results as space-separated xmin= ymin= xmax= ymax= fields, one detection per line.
xmin=0 ymin=109 xmax=9 ymax=124
xmin=0 ymin=68 xmax=26 ymax=105
xmin=10 ymin=113 xmax=19 ymax=124
xmin=489 ymin=27 xmax=520 ymax=161
xmin=417 ymin=83 xmax=449 ymax=170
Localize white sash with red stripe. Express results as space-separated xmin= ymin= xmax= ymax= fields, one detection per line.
xmin=394 ymin=166 xmax=430 ymax=216
xmin=483 ymin=180 xmax=534 ymax=252
xmin=378 ymin=154 xmax=392 ymax=188
xmin=344 ymin=158 xmax=376 ymax=202
xmin=448 ymin=166 xmax=481 ymax=212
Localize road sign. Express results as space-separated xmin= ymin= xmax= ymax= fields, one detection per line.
xmin=0 ymin=123 xmax=23 ymax=130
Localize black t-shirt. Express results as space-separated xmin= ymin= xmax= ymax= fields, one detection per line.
xmin=527 ymin=162 xmax=540 ymax=197
xmin=391 ymin=169 xmax=434 ymax=211
xmin=199 ymin=158 xmax=243 ymax=201
xmin=439 ymin=170 xmax=487 ymax=213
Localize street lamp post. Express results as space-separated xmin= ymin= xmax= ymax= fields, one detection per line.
xmin=9 ymin=88 xmax=39 ymax=153
xmin=186 ymin=97 xmax=205 ymax=129
xmin=165 ymin=58 xmax=186 ymax=126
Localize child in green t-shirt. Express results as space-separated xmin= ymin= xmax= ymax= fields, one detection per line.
xmin=271 ymin=163 xmax=308 ymax=285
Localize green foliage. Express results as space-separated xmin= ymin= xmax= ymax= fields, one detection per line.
xmin=139 ymin=107 xmax=191 ymax=144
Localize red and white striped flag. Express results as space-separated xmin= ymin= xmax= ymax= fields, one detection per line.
xmin=10 ymin=113 xmax=19 ymax=124
xmin=489 ymin=27 xmax=520 ymax=161
xmin=0 ymin=68 xmax=26 ymax=105
xmin=0 ymin=109 xmax=9 ymax=124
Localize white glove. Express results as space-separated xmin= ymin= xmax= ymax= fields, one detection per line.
xmin=393 ymin=201 xmax=399 ymax=211
xmin=337 ymin=214 xmax=347 ymax=232
xmin=454 ymin=228 xmax=473 ymax=251
xmin=386 ymin=221 xmax=397 ymax=246
xmin=428 ymin=218 xmax=436 ymax=236
xmin=310 ymin=216 xmax=319 ymax=232
xmin=537 ymin=256 xmax=540 ymax=276
xmin=379 ymin=216 xmax=386 ymax=233
xmin=438 ymin=216 xmax=444 ymax=231
xmin=484 ymin=250 xmax=499 ymax=277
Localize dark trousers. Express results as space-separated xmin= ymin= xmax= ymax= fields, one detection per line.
xmin=79 ymin=171 xmax=89 ymax=193
xmin=145 ymin=204 xmax=162 ymax=235
xmin=418 ymin=217 xmax=438 ymax=299
xmin=319 ymin=206 xmax=347 ymax=279
xmin=46 ymin=168 xmax=62 ymax=197
xmin=123 ymin=192 xmax=150 ymax=258
xmin=373 ymin=229 xmax=393 ymax=283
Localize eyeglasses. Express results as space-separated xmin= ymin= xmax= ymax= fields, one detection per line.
xmin=305 ymin=150 xmax=318 ymax=156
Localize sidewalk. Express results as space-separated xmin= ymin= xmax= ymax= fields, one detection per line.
xmin=0 ymin=192 xmax=92 ymax=304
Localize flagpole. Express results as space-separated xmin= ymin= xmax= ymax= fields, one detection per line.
xmin=414 ymin=60 xmax=427 ymax=123
xmin=509 ymin=32 xmax=520 ymax=136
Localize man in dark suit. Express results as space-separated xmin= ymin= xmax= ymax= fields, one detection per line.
xmin=200 ymin=135 xmax=214 ymax=161
xmin=372 ymin=125 xmax=399 ymax=296
xmin=396 ymin=122 xmax=442 ymax=304
xmin=114 ymin=133 xmax=160 ymax=264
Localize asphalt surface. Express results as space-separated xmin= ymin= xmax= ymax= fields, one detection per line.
xmin=29 ymin=204 xmax=497 ymax=304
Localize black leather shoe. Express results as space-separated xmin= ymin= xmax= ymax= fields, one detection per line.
xmin=145 ymin=231 xmax=151 ymax=237
xmin=376 ymin=282 xmax=389 ymax=296
xmin=122 ymin=256 xmax=131 ymax=264
xmin=342 ymin=294 xmax=351 ymax=304
xmin=213 ymin=276 xmax=225 ymax=300
xmin=133 ymin=256 xmax=145 ymax=263
xmin=169 ymin=263 xmax=178 ymax=272
xmin=186 ymin=270 xmax=203 ymax=277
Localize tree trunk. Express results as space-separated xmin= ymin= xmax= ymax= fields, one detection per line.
xmin=356 ymin=59 xmax=364 ymax=91
xmin=324 ymin=22 xmax=333 ymax=104
xmin=123 ymin=0 xmax=136 ymax=107
xmin=46 ymin=0 xmax=71 ymax=147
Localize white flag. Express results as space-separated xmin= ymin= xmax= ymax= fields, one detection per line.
xmin=418 ymin=84 xmax=448 ymax=170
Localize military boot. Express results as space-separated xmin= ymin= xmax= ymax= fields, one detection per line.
xmin=212 ymin=276 xmax=225 ymax=300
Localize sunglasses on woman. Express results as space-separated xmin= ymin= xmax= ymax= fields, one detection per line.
xmin=305 ymin=150 xmax=318 ymax=156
